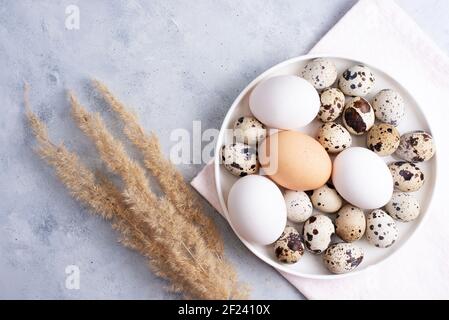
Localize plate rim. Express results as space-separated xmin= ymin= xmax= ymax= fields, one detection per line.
xmin=214 ymin=53 xmax=439 ymax=279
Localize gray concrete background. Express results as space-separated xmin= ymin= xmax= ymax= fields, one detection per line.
xmin=1 ymin=0 xmax=449 ymax=299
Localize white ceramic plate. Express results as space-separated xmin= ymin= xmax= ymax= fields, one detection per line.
xmin=214 ymin=54 xmax=437 ymax=279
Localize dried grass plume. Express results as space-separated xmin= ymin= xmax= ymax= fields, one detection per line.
xmin=92 ymin=79 xmax=223 ymax=254
xmin=25 ymin=82 xmax=248 ymax=300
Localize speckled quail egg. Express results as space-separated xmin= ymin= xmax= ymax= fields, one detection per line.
xmin=220 ymin=143 xmax=258 ymax=177
xmin=317 ymin=122 xmax=352 ymax=153
xmin=303 ymin=215 xmax=335 ymax=254
xmin=366 ymin=209 xmax=398 ymax=248
xmin=342 ymin=97 xmax=375 ymax=135
xmin=372 ymin=89 xmax=405 ymax=126
xmin=385 ymin=192 xmax=420 ymax=222
xmin=233 ymin=116 xmax=266 ymax=145
xmin=310 ymin=183 xmax=343 ymax=213
xmin=335 ymin=205 xmax=366 ymax=242
xmin=339 ymin=64 xmax=375 ymax=96
xmin=274 ymin=226 xmax=305 ymax=263
xmin=388 ymin=161 xmax=424 ymax=192
xmin=317 ymin=88 xmax=345 ymax=122
xmin=367 ymin=123 xmax=400 ymax=156
xmin=323 ymin=243 xmax=364 ymax=274
xmin=396 ymin=131 xmax=435 ymax=162
xmin=300 ymin=58 xmax=338 ymax=90
xmin=284 ymin=190 xmax=313 ymax=223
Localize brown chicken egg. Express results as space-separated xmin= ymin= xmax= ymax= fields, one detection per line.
xmin=258 ymin=131 xmax=332 ymax=191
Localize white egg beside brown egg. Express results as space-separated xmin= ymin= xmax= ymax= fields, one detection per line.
xmin=227 ymin=175 xmax=287 ymax=245
xmin=249 ymin=75 xmax=320 ymax=130
xmin=332 ymin=147 xmax=393 ymax=210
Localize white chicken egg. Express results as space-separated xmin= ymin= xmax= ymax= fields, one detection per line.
xmin=332 ymin=147 xmax=393 ymax=209
xmin=227 ymin=175 xmax=287 ymax=245
xmin=249 ymin=75 xmax=320 ymax=130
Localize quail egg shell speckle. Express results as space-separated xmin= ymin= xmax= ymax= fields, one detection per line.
xmin=303 ymin=215 xmax=335 ymax=254
xmin=366 ymin=209 xmax=398 ymax=248
xmin=335 ymin=205 xmax=366 ymax=242
xmin=274 ymin=226 xmax=305 ymax=263
xmin=323 ymin=243 xmax=364 ymax=274
xmin=221 ymin=143 xmax=258 ymax=177
xmin=310 ymin=183 xmax=343 ymax=213
xmin=372 ymin=89 xmax=405 ymax=126
xmin=339 ymin=64 xmax=375 ymax=96
xmin=342 ymin=97 xmax=375 ymax=135
xmin=396 ymin=131 xmax=435 ymax=162
xmin=317 ymin=122 xmax=352 ymax=153
xmin=318 ymin=88 xmax=345 ymax=122
xmin=367 ymin=123 xmax=400 ymax=156
xmin=284 ymin=190 xmax=313 ymax=223
xmin=233 ymin=116 xmax=266 ymax=145
xmin=388 ymin=161 xmax=424 ymax=192
xmin=300 ymin=58 xmax=338 ymax=90
xmin=385 ymin=192 xmax=420 ymax=222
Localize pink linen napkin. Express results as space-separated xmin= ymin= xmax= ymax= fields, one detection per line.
xmin=192 ymin=0 xmax=449 ymax=299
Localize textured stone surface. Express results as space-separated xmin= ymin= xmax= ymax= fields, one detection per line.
xmin=0 ymin=0 xmax=448 ymax=299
